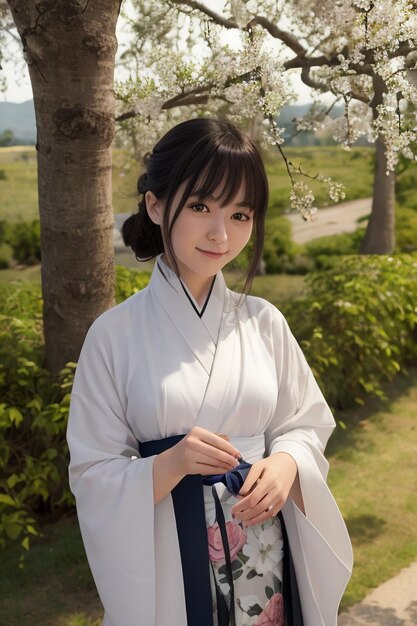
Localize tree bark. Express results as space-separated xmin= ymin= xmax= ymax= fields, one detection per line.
xmin=360 ymin=135 xmax=396 ymax=254
xmin=7 ymin=0 xmax=121 ymax=374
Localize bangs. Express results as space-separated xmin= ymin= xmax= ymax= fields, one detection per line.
xmin=172 ymin=134 xmax=268 ymax=216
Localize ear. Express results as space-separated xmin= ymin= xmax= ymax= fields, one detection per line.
xmin=145 ymin=191 xmax=163 ymax=225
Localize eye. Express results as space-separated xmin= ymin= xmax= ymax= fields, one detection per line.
xmin=189 ymin=203 xmax=209 ymax=213
xmin=232 ymin=212 xmax=251 ymax=221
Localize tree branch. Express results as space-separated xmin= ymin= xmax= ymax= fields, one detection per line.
xmin=168 ymin=0 xmax=238 ymax=29
xmin=300 ymin=66 xmax=329 ymax=92
xmin=115 ymin=68 xmax=255 ymax=122
xmin=247 ymin=15 xmax=306 ymax=58
xmin=116 ymin=92 xmax=210 ymax=122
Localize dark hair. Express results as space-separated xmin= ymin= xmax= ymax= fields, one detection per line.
xmin=122 ymin=117 xmax=269 ymax=294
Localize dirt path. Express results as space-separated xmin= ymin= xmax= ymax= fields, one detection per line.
xmin=286 ymin=197 xmax=372 ymax=244
xmin=338 ymin=561 xmax=417 ymax=625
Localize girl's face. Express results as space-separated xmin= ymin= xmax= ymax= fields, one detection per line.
xmin=146 ymin=180 xmax=254 ymax=290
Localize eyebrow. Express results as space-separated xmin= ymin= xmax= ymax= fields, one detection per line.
xmin=191 ymin=193 xmax=254 ymax=211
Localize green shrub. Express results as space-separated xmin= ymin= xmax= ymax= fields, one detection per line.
xmin=304 ymin=229 xmax=365 ymax=265
xmin=6 ymin=220 xmax=41 ymax=265
xmin=0 ymin=220 xmax=13 ymax=253
xmin=0 ymin=281 xmax=43 ymax=319
xmin=0 ymin=268 xmax=153 ymax=556
xmin=0 ymin=219 xmax=41 ymax=265
xmin=0 ymin=283 xmax=74 ymax=559
xmin=263 ymin=216 xmax=309 ymax=273
xmin=282 ymin=254 xmax=417 ymax=411
xmin=0 ymin=243 xmax=13 ymax=269
xmin=115 ymin=265 xmax=151 ymax=303
xmin=396 ymin=205 xmax=417 ymax=253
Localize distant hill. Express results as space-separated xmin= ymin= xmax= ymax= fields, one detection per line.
xmin=277 ymin=102 xmax=344 ymax=146
xmin=0 ymin=100 xmax=36 ymax=144
xmin=1 ymin=99 xmax=367 ymax=148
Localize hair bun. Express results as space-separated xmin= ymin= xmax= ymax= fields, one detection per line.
xmin=137 ymin=173 xmax=148 ymax=194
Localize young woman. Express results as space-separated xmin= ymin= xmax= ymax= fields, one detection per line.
xmin=67 ymin=118 xmax=352 ymax=626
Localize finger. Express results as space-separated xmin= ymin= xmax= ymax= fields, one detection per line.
xmin=193 ymin=456 xmax=236 ymax=474
xmin=238 ymin=465 xmax=264 ymax=497
xmin=191 ymin=451 xmax=236 ymax=474
xmin=238 ymin=495 xmax=281 ymax=523
xmin=235 ymin=493 xmax=270 ymax=522
xmin=231 ymin=481 xmax=269 ymax=518
xmin=244 ymin=502 xmax=282 ymax=528
xmin=194 ymin=441 xmax=240 ymax=469
xmin=217 ymin=434 xmax=230 ymax=441
xmin=197 ymin=429 xmax=241 ymax=459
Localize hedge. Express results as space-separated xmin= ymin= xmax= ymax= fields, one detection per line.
xmin=1 ymin=256 xmax=416 ymax=555
xmin=282 ymin=254 xmax=417 ymax=410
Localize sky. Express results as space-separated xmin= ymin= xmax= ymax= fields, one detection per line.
xmin=1 ymin=2 xmax=313 ymax=104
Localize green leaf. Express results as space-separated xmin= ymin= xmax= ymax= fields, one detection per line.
xmin=5 ymin=522 xmax=22 ymax=540
xmin=0 ymin=494 xmax=16 ymax=507
xmin=8 ymin=407 xmax=23 ymax=426
xmin=21 ymin=536 xmax=30 ymax=551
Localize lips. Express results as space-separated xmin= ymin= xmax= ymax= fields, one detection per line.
xmin=196 ymin=248 xmax=227 ymax=258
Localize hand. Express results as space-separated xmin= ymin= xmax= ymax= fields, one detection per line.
xmin=231 ymin=452 xmax=298 ymax=527
xmin=167 ymin=427 xmax=241 ymax=478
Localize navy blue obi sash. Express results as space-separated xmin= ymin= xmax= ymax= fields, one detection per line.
xmin=139 ymin=435 xmax=213 ymax=626
xmin=138 ymin=435 xmax=303 ymax=626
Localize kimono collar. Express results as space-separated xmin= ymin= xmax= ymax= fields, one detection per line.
xmin=148 ymin=255 xmax=228 ymax=373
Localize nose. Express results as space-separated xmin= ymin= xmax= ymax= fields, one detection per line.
xmin=208 ymin=215 xmax=228 ymax=243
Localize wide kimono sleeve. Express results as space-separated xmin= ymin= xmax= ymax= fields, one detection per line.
xmin=66 ymin=313 xmax=157 ymax=626
xmin=264 ymin=307 xmax=353 ymax=626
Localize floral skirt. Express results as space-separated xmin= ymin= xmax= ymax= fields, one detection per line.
xmin=204 ymin=485 xmax=285 ymax=626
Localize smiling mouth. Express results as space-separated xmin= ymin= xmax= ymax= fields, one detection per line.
xmin=196 ymin=248 xmax=227 ymax=257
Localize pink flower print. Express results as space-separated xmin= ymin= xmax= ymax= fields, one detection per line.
xmin=207 ymin=520 xmax=247 ymax=563
xmin=253 ymin=593 xmax=284 ymax=626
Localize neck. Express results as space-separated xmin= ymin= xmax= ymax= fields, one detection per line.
xmin=182 ymin=275 xmax=214 ymax=307
xmin=160 ymin=254 xmax=215 ymax=307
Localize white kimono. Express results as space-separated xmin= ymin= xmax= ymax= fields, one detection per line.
xmin=67 ymin=255 xmax=353 ymax=626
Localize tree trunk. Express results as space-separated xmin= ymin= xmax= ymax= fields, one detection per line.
xmin=360 ymin=135 xmax=396 ymax=254
xmin=7 ymin=0 xmax=121 ymax=374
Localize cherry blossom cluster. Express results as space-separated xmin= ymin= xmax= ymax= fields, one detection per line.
xmin=118 ymin=0 xmax=417 ymax=215
xmin=289 ymin=181 xmax=318 ymax=221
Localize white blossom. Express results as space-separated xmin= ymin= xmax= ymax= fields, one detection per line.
xmin=290 ymin=181 xmax=318 ymax=221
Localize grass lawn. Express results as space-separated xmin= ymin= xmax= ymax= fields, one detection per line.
xmin=328 ymin=370 xmax=417 ymax=609
xmin=0 ymin=145 xmax=374 ymax=224
xmin=0 ymin=147 xmax=38 ymax=222
xmin=1 ymin=368 xmax=416 ymax=624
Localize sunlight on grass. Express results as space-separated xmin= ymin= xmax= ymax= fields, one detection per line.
xmin=329 ymin=371 xmax=417 ymax=609
xmin=59 ymin=613 xmax=102 ymax=626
